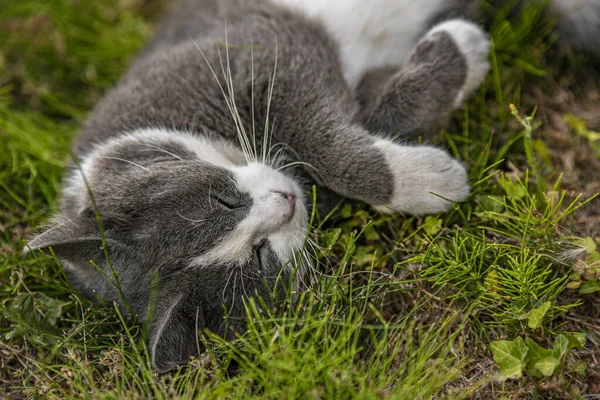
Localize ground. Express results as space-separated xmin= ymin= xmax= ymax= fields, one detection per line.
xmin=1 ymin=0 xmax=599 ymax=399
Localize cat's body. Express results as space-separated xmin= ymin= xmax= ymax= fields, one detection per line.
xmin=29 ymin=0 xmax=600 ymax=372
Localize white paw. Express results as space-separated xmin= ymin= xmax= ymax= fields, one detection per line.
xmin=427 ymin=19 xmax=490 ymax=106
xmin=373 ymin=140 xmax=470 ymax=215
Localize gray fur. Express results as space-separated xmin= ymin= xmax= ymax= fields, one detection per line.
xmin=551 ymin=0 xmax=600 ymax=56
xmin=27 ymin=0 xmax=600 ymax=372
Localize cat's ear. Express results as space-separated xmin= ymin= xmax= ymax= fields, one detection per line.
xmin=149 ymin=293 xmax=203 ymax=373
xmin=24 ymin=217 xmax=108 ymax=272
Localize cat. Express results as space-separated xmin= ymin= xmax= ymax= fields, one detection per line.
xmin=27 ymin=0 xmax=600 ymax=372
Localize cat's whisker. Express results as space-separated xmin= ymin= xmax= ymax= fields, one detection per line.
xmin=222 ymin=265 xmax=237 ymax=302
xmin=266 ymin=116 xmax=277 ymax=166
xmin=270 ymin=148 xmax=288 ymax=169
xmin=268 ymin=143 xmax=288 ymax=167
xmin=191 ymin=36 xmax=254 ymax=164
xmin=208 ymin=182 xmax=214 ymax=211
xmin=139 ymin=144 xmax=183 ymax=160
xmin=290 ymin=251 xmax=307 ymax=289
xmin=191 ymin=27 xmax=281 ymax=170
xmin=302 ymin=250 xmax=320 ymax=284
xmin=91 ymin=156 xmax=150 ymax=172
xmin=215 ymin=188 xmax=228 ymax=206
xmin=262 ymin=35 xmax=278 ymax=165
xmin=301 ymin=237 xmax=340 ymax=281
xmin=268 ymin=142 xmax=297 ymax=168
xmin=306 ymin=238 xmax=325 ymax=262
xmin=296 ymin=248 xmax=318 ymax=291
xmin=306 ymin=259 xmax=319 ymax=287
xmin=272 ymin=142 xmax=300 ymax=161
xmin=250 ymin=32 xmax=257 ymax=162
xmin=277 ymin=161 xmax=318 ymax=173
xmin=299 ymin=252 xmax=314 ymax=285
xmin=224 ymin=174 xmax=238 ymax=188
xmin=221 ymin=25 xmax=256 ymax=163
xmin=176 ymin=213 xmax=208 ymax=224
xmin=229 ymin=267 xmax=239 ymax=316
xmin=238 ymin=265 xmax=250 ymax=300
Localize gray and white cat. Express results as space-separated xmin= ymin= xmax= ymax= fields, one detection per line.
xmin=27 ymin=0 xmax=600 ymax=372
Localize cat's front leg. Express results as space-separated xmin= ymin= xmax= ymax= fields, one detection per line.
xmin=370 ymin=139 xmax=469 ymax=215
xmin=356 ymin=19 xmax=490 ymax=137
xmin=293 ymin=124 xmax=469 ymax=215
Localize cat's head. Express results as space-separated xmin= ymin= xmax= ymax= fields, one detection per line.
xmin=27 ymin=128 xmax=310 ymax=372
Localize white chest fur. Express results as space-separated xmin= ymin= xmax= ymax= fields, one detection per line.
xmin=272 ymin=0 xmax=445 ymax=88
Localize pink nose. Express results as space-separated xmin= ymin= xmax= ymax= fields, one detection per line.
xmin=274 ymin=191 xmax=296 ymax=209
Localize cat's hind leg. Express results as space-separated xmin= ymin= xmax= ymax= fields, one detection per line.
xmin=356 ymin=19 xmax=490 ymax=137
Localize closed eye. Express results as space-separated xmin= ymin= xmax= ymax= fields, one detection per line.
xmin=215 ymin=196 xmax=236 ymax=210
xmin=213 ymin=192 xmax=247 ymax=211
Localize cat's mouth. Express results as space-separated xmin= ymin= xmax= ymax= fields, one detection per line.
xmin=271 ymin=190 xmax=297 ymax=223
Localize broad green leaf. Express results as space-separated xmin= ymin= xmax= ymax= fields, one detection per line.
xmin=564 ymin=114 xmax=600 ymax=141
xmin=577 ymin=237 xmax=597 ymax=254
xmin=533 ymin=356 xmax=560 ymax=377
xmin=340 ymin=204 xmax=353 ymax=218
xmin=567 ymin=360 xmax=588 ymax=377
xmin=527 ymin=301 xmax=550 ymax=329
xmin=322 ymin=228 xmax=342 ymax=247
xmin=565 ymin=332 xmax=586 ymax=350
xmin=490 ymin=337 xmax=529 ymax=380
xmin=478 ymin=195 xmax=504 ymax=213
xmin=524 ymin=337 xmax=552 ymax=377
xmin=422 ymin=216 xmax=442 ymax=235
xmin=566 ymin=281 xmax=582 ymax=290
xmin=4 ymin=293 xmax=67 ymax=331
xmin=524 ymin=338 xmax=552 ymax=359
xmin=364 ymin=225 xmax=380 ymax=241
xmin=499 ymin=176 xmax=526 ymax=200
xmin=353 ymin=245 xmax=376 ymax=266
xmin=591 ymin=141 xmax=600 ymax=159
xmin=564 ymin=114 xmax=600 ymax=158
xmin=354 ymin=210 xmax=371 ymax=220
xmin=533 ymin=139 xmax=552 ymax=165
xmin=552 ymin=334 xmax=568 ymax=359
xmin=4 ymin=293 xmax=68 ymax=345
xmin=579 ymin=279 xmax=600 ymax=295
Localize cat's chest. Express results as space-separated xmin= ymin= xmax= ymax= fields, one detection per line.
xmin=272 ymin=0 xmax=445 ymax=88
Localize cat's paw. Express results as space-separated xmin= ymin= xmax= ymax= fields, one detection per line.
xmin=427 ymin=19 xmax=490 ymax=106
xmin=373 ymin=140 xmax=470 ymax=215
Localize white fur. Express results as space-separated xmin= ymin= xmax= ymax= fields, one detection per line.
xmin=372 ymin=140 xmax=470 ymax=215
xmin=273 ymin=0 xmax=445 ymax=88
xmin=426 ymin=19 xmax=490 ymax=107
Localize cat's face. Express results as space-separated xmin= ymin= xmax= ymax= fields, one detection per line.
xmin=29 ymin=129 xmax=310 ymax=331
xmin=68 ymin=129 xmax=308 ymax=271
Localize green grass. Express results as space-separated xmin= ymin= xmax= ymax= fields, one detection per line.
xmin=2 ymin=0 xmax=600 ymax=398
